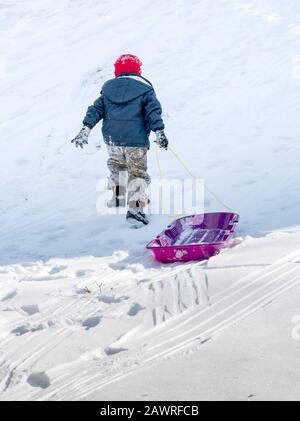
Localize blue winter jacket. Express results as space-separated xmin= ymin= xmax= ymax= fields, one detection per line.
xmin=83 ymin=74 xmax=165 ymax=148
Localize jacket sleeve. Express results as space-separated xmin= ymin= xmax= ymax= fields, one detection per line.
xmin=143 ymin=90 xmax=165 ymax=132
xmin=83 ymin=95 xmax=105 ymax=129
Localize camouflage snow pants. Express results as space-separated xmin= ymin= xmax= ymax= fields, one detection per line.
xmin=106 ymin=145 xmax=151 ymax=209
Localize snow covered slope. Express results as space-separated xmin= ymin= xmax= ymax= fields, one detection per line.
xmin=0 ymin=0 xmax=300 ymax=400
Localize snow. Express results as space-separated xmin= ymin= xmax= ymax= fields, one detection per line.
xmin=0 ymin=0 xmax=300 ymax=401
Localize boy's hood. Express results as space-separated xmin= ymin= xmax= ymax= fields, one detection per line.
xmin=101 ymin=76 xmax=153 ymax=104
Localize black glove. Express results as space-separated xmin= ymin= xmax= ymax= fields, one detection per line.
xmin=71 ymin=126 xmax=91 ymax=148
xmin=155 ymin=130 xmax=169 ymax=150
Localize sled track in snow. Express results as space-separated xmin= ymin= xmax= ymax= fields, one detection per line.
xmin=0 ymin=259 xmax=203 ymax=399
xmin=15 ymin=249 xmax=300 ymax=401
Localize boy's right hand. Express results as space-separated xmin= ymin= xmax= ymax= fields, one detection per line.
xmin=71 ymin=126 xmax=91 ymax=148
xmin=155 ymin=130 xmax=169 ymax=150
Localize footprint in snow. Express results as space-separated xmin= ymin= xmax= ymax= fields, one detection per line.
xmin=75 ymin=269 xmax=94 ymax=278
xmin=127 ymin=303 xmax=145 ymax=317
xmin=11 ymin=320 xmax=57 ymax=336
xmin=21 ymin=304 xmax=40 ymax=316
xmin=1 ymin=290 xmax=17 ymax=301
xmin=27 ymin=372 xmax=50 ymax=389
xmin=49 ymin=265 xmax=68 ymax=275
xmin=11 ymin=324 xmax=44 ymax=336
xmin=82 ymin=316 xmax=101 ymax=330
xmin=104 ymin=346 xmax=127 ymax=356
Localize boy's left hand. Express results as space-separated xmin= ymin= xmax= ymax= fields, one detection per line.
xmin=71 ymin=126 xmax=91 ymax=149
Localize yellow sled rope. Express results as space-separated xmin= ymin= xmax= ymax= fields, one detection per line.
xmin=155 ymin=144 xmax=234 ymax=213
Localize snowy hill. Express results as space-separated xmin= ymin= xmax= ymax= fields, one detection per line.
xmin=0 ymin=0 xmax=300 ymax=400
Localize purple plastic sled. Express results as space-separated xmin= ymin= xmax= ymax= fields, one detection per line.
xmin=146 ymin=212 xmax=239 ymax=263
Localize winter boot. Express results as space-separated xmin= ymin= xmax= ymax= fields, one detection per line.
xmin=127 ymin=192 xmax=150 ymax=228
xmin=126 ymin=209 xmax=150 ymax=228
xmin=107 ymin=185 xmax=126 ymax=208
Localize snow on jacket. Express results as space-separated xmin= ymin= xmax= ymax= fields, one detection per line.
xmin=83 ymin=74 xmax=165 ymax=148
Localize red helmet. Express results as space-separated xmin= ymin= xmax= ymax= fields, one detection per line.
xmin=114 ymin=54 xmax=142 ymax=76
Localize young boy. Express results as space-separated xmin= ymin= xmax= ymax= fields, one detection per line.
xmin=71 ymin=54 xmax=168 ymax=227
